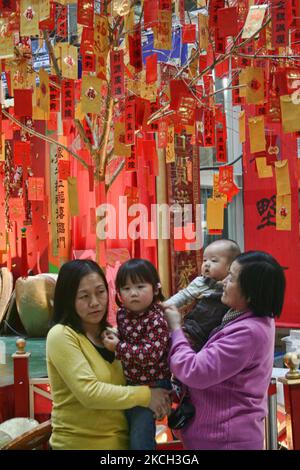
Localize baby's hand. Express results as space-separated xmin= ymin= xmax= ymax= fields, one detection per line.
xmin=101 ymin=330 xmax=119 ymax=352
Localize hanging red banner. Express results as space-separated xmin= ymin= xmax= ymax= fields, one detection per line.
xmin=58 ymin=160 xmax=71 ymax=180
xmin=0 ymin=0 xmax=16 ymax=14
xmin=274 ymin=68 xmax=288 ymax=96
xmin=177 ymin=96 xmax=196 ymax=126
xmin=49 ymin=76 xmax=61 ymax=112
xmin=14 ymin=141 xmax=31 ymax=166
xmin=125 ymin=96 xmax=135 ymax=145
xmin=196 ymin=122 xmax=204 ymax=147
xmin=47 ymin=112 xmax=57 ymax=131
xmin=209 ymin=0 xmax=225 ymax=29
xmin=28 ymin=177 xmax=44 ymax=201
xmin=128 ymin=28 xmax=143 ymax=72
xmin=144 ymin=0 xmax=158 ymax=29
xmin=57 ymin=4 xmax=68 ymax=39
xmin=219 ymin=166 xmax=239 ymax=202
xmin=110 ymin=49 xmax=125 ymax=99
xmin=125 ymin=145 xmax=136 ymax=172
xmin=199 ymin=55 xmax=207 ymax=73
xmin=80 ymin=27 xmax=94 ymax=54
xmin=182 ymin=24 xmax=196 ymax=44
xmin=174 ymin=224 xmax=196 ymax=252
xmin=292 ymin=0 xmax=300 ymax=30
xmin=179 ymin=0 xmax=185 ymax=24
xmin=219 ymin=166 xmax=233 ymax=190
xmin=216 ymin=127 xmax=227 ymax=163
xmin=271 ymin=0 xmax=292 ymax=48
xmin=203 ymin=109 xmax=215 ymax=147
xmin=143 ymin=99 xmax=159 ymax=133
xmin=94 ymin=14 xmax=109 ymax=80
xmin=243 ymin=118 xmax=300 ymax=326
xmin=14 ymin=89 xmax=33 ymax=117
xmin=125 ymin=186 xmax=139 ymax=226
xmin=217 ymin=7 xmax=238 ymax=37
xmin=232 ymin=72 xmax=244 ymax=106
xmin=215 ymin=28 xmax=226 ymax=54
xmin=82 ymin=52 xmax=95 ymax=72
xmin=238 ymin=44 xmax=253 ymax=68
xmin=39 ymin=2 xmax=55 ymax=30
xmin=142 ymin=139 xmax=158 ymax=176
xmin=203 ymin=74 xmax=212 ymax=97
xmin=134 ymin=97 xmax=146 ymax=128
xmin=170 ymin=79 xmax=194 ymax=111
xmin=88 ymin=165 xmax=94 ymax=192
xmin=158 ymin=120 xmax=168 ymax=148
xmin=9 ymin=198 xmax=25 ymax=221
xmin=146 ymin=54 xmax=157 ymax=84
xmin=61 ymin=79 xmax=75 ymax=120
xmin=77 ymin=0 xmax=94 ymax=28
xmin=215 ymin=58 xmax=229 ymax=79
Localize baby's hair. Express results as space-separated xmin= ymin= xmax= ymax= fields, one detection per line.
xmin=115 ymin=258 xmax=165 ymax=307
xmin=207 ymin=239 xmax=241 ymax=264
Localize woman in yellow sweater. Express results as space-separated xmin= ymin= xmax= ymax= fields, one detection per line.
xmin=46 ymin=259 xmax=170 ymax=450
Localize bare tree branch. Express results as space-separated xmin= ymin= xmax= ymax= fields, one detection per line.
xmin=106 ymin=158 xmax=125 ymax=191
xmin=43 ymin=30 xmax=62 ymax=82
xmin=74 ymin=119 xmax=94 ymax=155
xmin=2 ymin=108 xmax=88 ymax=169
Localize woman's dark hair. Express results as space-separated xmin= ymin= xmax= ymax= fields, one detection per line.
xmin=235 ymin=251 xmax=285 ymax=318
xmin=115 ymin=258 xmax=165 ymax=307
xmin=52 ymin=259 xmax=110 ymax=334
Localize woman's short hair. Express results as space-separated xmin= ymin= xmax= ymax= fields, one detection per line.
xmin=52 ymin=259 xmax=109 ymax=334
xmin=236 ymin=251 xmax=285 ymax=318
xmin=115 ymin=258 xmax=164 ymax=307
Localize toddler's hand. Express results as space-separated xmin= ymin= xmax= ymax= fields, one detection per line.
xmin=101 ymin=330 xmax=119 ymax=352
xmin=161 ymin=303 xmax=181 ymax=331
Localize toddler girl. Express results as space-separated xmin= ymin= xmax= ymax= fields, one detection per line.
xmin=102 ymin=258 xmax=171 ymax=450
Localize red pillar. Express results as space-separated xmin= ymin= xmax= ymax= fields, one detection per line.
xmin=12 ymin=338 xmax=31 ymax=417
xmin=279 ymin=378 xmax=300 ymax=449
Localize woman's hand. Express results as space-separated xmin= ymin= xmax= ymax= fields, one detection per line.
xmin=162 ymin=303 xmax=181 ymax=331
xmin=148 ymin=388 xmax=171 ymax=420
xmin=101 ymin=330 xmax=119 ymax=352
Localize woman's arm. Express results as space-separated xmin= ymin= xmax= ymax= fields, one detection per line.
xmin=169 ymin=326 xmax=256 ymax=390
xmin=46 ymin=325 xmax=151 ymax=410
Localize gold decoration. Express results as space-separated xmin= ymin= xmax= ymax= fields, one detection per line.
xmin=284 ymin=352 xmax=300 ymax=380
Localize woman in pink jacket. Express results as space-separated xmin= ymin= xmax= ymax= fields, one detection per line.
xmin=164 ymin=251 xmax=285 ymax=450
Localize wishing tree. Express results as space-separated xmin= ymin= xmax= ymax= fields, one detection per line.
xmin=1 ymin=0 xmax=300 ymax=324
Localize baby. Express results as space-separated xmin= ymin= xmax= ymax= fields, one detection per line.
xmin=164 ymin=239 xmax=241 ymax=351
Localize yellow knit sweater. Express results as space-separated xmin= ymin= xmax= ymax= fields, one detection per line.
xmin=46 ymin=324 xmax=151 ymax=450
